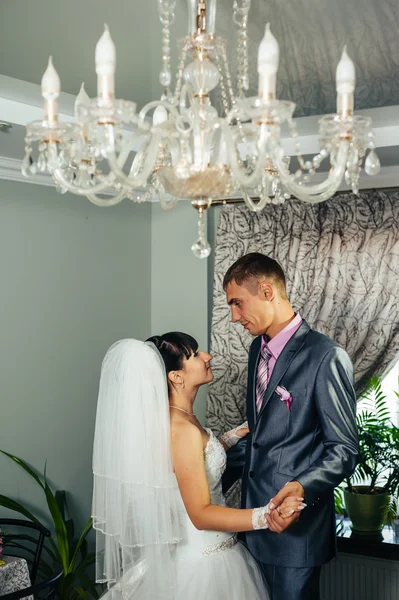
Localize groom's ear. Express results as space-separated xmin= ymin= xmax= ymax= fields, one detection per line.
xmin=259 ymin=280 xmax=274 ymax=301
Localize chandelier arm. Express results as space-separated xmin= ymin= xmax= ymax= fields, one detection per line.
xmin=106 ymin=129 xmax=163 ymax=187
xmin=48 ymin=131 xmax=136 ymax=196
xmin=222 ymin=122 xmax=267 ymax=188
xmin=272 ymin=141 xmax=349 ymax=202
xmin=179 ymin=83 xmax=194 ymax=120
xmin=241 ymin=188 xmax=270 ymax=212
xmin=50 ymin=166 xmax=117 ymax=196
xmin=157 ymin=183 xmax=178 ymax=211
xmin=86 ymin=188 xmax=129 ymax=207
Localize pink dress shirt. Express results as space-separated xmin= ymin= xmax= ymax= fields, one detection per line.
xmin=261 ymin=313 xmax=303 ymax=381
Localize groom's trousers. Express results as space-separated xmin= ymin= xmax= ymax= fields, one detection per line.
xmin=259 ymin=563 xmax=321 ymax=600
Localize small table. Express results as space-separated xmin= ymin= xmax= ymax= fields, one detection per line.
xmin=0 ymin=556 xmax=33 ymax=600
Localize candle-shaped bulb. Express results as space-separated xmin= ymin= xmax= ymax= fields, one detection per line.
xmin=257 ymin=23 xmax=279 ymax=99
xmin=74 ymin=82 xmax=90 ymax=124
xmin=76 ymin=82 xmax=90 ymax=105
xmin=41 ymin=56 xmax=61 ymax=98
xmin=153 ymin=105 xmax=168 ymax=126
xmin=95 ymin=24 xmax=116 ymax=103
xmin=95 ymin=24 xmax=116 ymax=74
xmin=257 ymin=23 xmax=279 ymax=76
xmin=336 ymin=46 xmax=356 ymax=94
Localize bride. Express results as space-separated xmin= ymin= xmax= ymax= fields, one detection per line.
xmin=92 ymin=332 xmax=304 ymax=599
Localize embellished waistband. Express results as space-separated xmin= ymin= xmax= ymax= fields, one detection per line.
xmin=202 ymin=534 xmax=238 ymax=556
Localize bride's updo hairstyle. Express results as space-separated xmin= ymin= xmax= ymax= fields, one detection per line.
xmin=146 ymin=332 xmax=198 ymax=392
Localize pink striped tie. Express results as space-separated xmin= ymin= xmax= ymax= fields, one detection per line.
xmin=256 ymin=345 xmax=272 ymax=414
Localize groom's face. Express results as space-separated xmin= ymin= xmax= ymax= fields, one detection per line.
xmin=225 ymin=279 xmax=273 ymax=336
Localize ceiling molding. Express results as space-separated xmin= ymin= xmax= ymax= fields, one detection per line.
xmin=0 ymin=155 xmax=53 ymax=187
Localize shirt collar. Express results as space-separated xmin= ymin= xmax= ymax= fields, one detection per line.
xmin=261 ymin=313 xmax=302 ymax=360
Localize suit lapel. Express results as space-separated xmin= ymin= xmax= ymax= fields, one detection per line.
xmin=255 ymin=321 xmax=310 ymax=424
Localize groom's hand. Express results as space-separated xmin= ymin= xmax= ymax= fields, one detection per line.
xmin=266 ymin=481 xmax=305 ymax=533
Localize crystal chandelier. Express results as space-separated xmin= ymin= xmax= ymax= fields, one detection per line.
xmin=23 ymin=0 xmax=381 ymax=258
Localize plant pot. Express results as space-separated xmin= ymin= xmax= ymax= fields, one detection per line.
xmin=344 ymin=486 xmax=391 ymax=534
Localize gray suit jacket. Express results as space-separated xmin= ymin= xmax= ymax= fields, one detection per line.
xmin=236 ymin=320 xmax=358 ymax=568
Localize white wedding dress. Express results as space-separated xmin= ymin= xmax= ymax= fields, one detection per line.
xmin=173 ymin=428 xmax=267 ymax=599
xmin=92 ymin=340 xmax=268 ymax=600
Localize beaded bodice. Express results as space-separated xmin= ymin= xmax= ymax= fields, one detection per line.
xmin=174 ymin=428 xmax=237 ymax=559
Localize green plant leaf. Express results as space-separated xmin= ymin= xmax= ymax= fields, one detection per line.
xmin=79 ymin=539 xmax=88 ymax=561
xmin=66 ymin=519 xmax=75 ymax=554
xmin=0 ymin=451 xmax=45 ymax=489
xmin=2 ymin=541 xmax=37 ymax=556
xmin=55 ymin=491 xmax=67 ymax=522
xmin=37 ymin=558 xmax=54 ymax=579
xmin=334 ymin=486 xmax=346 ymax=515
xmin=0 ymin=451 xmax=98 ymax=600
xmin=76 ymin=553 xmax=96 ymax=572
xmin=384 ymin=497 xmax=398 ymax=526
xmin=42 ymin=541 xmax=58 ymax=563
xmin=0 ymin=495 xmax=39 ymax=522
xmin=58 ymin=572 xmax=75 ymax=600
xmin=349 ymin=373 xmax=399 ymax=498
xmin=47 ymin=535 xmax=63 ymax=566
xmin=68 ymin=518 xmax=92 ymax=573
xmin=74 ymin=586 xmax=89 ymax=600
xmin=76 ymin=570 xmax=99 ymax=599
xmin=43 ymin=481 xmax=69 ymax=572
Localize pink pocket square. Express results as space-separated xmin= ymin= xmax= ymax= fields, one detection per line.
xmin=275 ymin=386 xmax=293 ymax=411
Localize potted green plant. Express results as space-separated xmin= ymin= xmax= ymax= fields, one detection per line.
xmin=338 ymin=376 xmax=399 ymax=536
xmin=0 ymin=451 xmax=98 ymax=600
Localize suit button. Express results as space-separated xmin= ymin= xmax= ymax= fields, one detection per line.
xmin=253 ymin=443 xmax=259 ymax=449
xmin=249 ymin=471 xmax=255 ymax=478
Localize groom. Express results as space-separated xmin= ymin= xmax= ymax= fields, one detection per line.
xmin=223 ymin=253 xmax=358 ymax=600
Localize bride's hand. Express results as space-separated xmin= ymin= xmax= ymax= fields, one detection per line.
xmin=235 ymin=421 xmax=249 ymax=438
xmin=220 ymin=421 xmax=249 ymax=449
xmin=269 ymin=496 xmax=306 ymax=519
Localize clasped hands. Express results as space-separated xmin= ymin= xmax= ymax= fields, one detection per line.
xmin=221 ymin=423 xmax=306 ymax=532
xmin=265 ymin=481 xmax=306 ymax=533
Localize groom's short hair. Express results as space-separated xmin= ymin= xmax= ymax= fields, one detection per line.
xmin=223 ymin=252 xmax=287 ymax=297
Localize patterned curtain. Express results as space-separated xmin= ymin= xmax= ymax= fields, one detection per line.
xmin=207 ymin=191 xmax=399 ymax=435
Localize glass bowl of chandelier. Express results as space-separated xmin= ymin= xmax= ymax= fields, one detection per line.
xmin=150 ymin=33 xmax=235 ymax=202
xmin=318 ymin=113 xmax=379 ymax=194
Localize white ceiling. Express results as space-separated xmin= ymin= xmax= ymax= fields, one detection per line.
xmin=2 ymin=0 xmax=399 ymax=113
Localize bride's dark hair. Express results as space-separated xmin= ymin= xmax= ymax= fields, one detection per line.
xmin=146 ymin=332 xmax=198 ymax=377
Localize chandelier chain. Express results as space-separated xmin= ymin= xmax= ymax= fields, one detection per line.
xmin=233 ymin=0 xmax=251 ymax=94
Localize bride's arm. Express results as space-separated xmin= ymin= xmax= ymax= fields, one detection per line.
xmin=171 ymin=423 xmax=304 ymax=532
xmin=219 ymin=421 xmax=249 ymax=450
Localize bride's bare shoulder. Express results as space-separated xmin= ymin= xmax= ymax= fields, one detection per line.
xmin=171 ymin=419 xmax=201 ymax=438
xmin=170 ymin=420 xmax=204 ymax=452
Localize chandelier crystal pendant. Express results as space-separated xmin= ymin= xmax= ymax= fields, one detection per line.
xmin=23 ymin=0 xmax=380 ymax=258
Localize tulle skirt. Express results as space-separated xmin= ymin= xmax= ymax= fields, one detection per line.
xmin=175 ymin=540 xmax=268 ymax=600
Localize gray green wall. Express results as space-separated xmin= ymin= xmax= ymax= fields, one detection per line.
xmin=150 ymin=201 xmax=209 ymax=425
xmin=0 ymin=184 xmax=221 ymax=531
xmin=0 ymin=180 xmax=151 ymax=529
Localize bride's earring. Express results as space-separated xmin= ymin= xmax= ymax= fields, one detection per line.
xmin=180 ymin=380 xmax=185 ymax=389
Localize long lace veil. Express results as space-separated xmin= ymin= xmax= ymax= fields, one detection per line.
xmin=92 ymin=339 xmax=181 ymax=599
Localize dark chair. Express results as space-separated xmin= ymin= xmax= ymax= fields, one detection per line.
xmin=0 ymin=518 xmax=62 ymax=600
